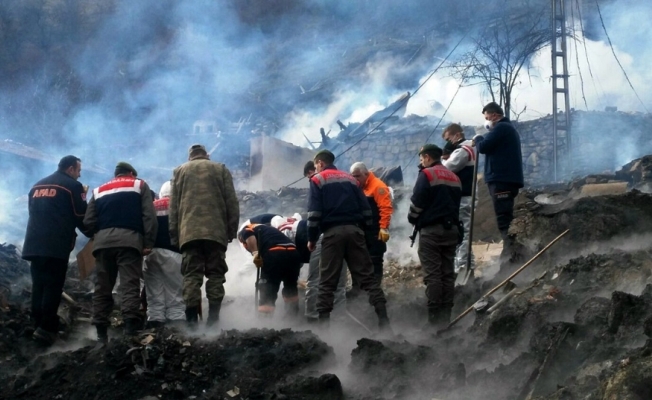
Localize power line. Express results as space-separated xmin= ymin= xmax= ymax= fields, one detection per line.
xmin=281 ymin=32 xmax=469 ymax=188
xmin=595 ymin=0 xmax=649 ymax=113
xmin=575 ymin=0 xmax=604 ymax=105
xmin=570 ymin=0 xmax=589 ymax=110
xmin=403 ymin=68 xmax=469 ymax=171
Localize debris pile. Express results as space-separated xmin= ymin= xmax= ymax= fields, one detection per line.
xmin=4 ymin=328 xmax=341 ymax=400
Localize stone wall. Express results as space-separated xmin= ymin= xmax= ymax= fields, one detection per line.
xmin=329 ymin=110 xmax=652 ymax=187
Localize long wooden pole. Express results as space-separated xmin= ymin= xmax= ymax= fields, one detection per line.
xmin=447 ymin=229 xmax=570 ymax=330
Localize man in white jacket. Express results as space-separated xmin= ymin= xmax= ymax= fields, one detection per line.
xmin=143 ymin=181 xmax=185 ymax=327
xmin=442 ymin=123 xmax=476 ymax=276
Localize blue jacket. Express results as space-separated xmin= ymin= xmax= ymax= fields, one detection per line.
xmin=475 ymin=117 xmax=524 ymax=187
xmin=307 ymin=165 xmax=372 ymax=242
xmin=22 ymin=171 xmax=90 ymax=261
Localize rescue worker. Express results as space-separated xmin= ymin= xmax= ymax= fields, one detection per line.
xmin=271 ymin=211 xmax=347 ymax=323
xmin=409 ymin=144 xmax=462 ymax=328
xmin=307 ymin=150 xmax=390 ymax=330
xmin=442 ymin=123 xmax=477 ymax=276
xmin=349 ymin=162 xmax=393 ymax=284
xmin=22 ymin=155 xmax=90 ymax=346
xmin=143 ymin=180 xmax=185 ymax=328
xmin=239 ymin=223 xmax=303 ymax=317
xmin=169 ymin=144 xmax=239 ymax=329
xmin=301 ymin=161 xmax=348 ymax=323
xmin=84 ymin=162 xmax=158 ymax=341
xmin=473 ymin=102 xmax=524 ymax=261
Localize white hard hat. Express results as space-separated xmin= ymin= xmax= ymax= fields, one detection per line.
xmin=159 ymin=180 xmax=172 ymax=198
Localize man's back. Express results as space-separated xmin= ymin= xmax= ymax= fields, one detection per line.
xmin=23 ymin=171 xmax=87 ymax=261
xmin=477 ymin=118 xmax=524 ymax=187
xmin=171 ymin=158 xmax=239 ymax=249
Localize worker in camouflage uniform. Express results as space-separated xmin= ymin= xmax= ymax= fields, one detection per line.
xmin=169 ymin=144 xmax=240 ymax=329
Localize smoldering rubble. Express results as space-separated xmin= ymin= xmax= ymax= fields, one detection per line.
xmin=1 ymin=155 xmax=652 ymax=399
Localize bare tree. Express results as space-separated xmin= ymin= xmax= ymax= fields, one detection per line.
xmin=451 ymin=8 xmax=550 ymax=119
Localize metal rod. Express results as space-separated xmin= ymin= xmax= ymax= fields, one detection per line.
xmin=255 ymin=267 xmax=261 ymax=313
xmin=447 ymin=229 xmax=570 ymax=330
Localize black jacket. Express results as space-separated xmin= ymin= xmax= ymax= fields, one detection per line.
xmin=307 ymin=165 xmax=372 ymax=242
xmin=408 ymin=164 xmax=462 ymax=229
xmin=22 ymin=171 xmax=89 ymax=261
xmin=475 ymin=117 xmax=524 ymax=187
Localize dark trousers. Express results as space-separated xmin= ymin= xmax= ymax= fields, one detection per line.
xmin=92 ymin=247 xmax=143 ymax=326
xmin=418 ymin=224 xmax=458 ymax=309
xmin=181 ymin=240 xmax=228 ymax=308
xmin=317 ymin=225 xmax=387 ymax=314
xmin=259 ymin=248 xmax=302 ymax=307
xmin=487 ymin=182 xmax=520 ymax=233
xmin=351 ymin=237 xmax=386 ymax=289
xmin=30 ymin=257 xmax=68 ymax=333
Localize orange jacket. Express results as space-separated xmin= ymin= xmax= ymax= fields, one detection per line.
xmin=362 ymin=172 xmax=393 ymax=229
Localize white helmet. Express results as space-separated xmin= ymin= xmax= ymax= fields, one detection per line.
xmin=159 ymin=180 xmax=172 ymax=198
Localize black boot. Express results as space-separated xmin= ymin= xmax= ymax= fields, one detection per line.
xmin=185 ymin=306 xmax=199 ymax=330
xmin=374 ymin=303 xmax=391 ymax=331
xmin=318 ymin=312 xmax=330 ymax=329
xmin=124 ymin=318 xmax=142 ymax=336
xmin=96 ymin=325 xmax=108 ymax=344
xmin=284 ymin=300 xmax=300 ymax=319
xmin=206 ymin=302 xmax=221 ymax=328
xmin=145 ymin=320 xmax=164 ymax=329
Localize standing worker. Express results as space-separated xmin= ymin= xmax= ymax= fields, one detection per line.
xmin=84 ymin=162 xmax=158 ymax=341
xmin=409 ymin=144 xmax=462 ymax=328
xmin=473 ymin=102 xmax=524 ymax=261
xmin=22 ymin=155 xmax=90 ymax=346
xmin=143 ymin=180 xmax=185 ymax=328
xmin=239 ymin=222 xmax=303 ymax=318
xmin=349 ymin=162 xmax=393 ymax=286
xmin=442 ymin=123 xmax=477 ymax=277
xmin=307 ymin=150 xmax=390 ymax=330
xmin=169 ymin=144 xmax=239 ymax=329
xmin=301 ymin=160 xmax=348 ymax=323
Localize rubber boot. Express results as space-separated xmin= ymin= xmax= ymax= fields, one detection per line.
xmin=206 ymin=302 xmax=221 ymax=327
xmin=318 ymin=312 xmax=330 ymax=330
xmin=284 ymin=298 xmax=300 ymax=319
xmin=33 ymin=327 xmax=57 ymax=346
xmin=96 ymin=325 xmax=109 ymax=344
xmin=124 ymin=318 xmax=142 ymax=336
xmin=185 ymin=306 xmax=199 ymax=330
xmin=374 ymin=303 xmax=391 ymax=331
xmin=145 ymin=320 xmax=164 ymax=329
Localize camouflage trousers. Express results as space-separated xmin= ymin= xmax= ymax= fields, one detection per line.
xmin=181 ymin=240 xmax=229 ymax=309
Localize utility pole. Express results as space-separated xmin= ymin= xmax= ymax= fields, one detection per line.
xmin=551 ymin=0 xmax=571 ymax=182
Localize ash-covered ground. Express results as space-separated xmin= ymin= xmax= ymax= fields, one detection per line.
xmin=2 ymin=157 xmax=652 ymax=399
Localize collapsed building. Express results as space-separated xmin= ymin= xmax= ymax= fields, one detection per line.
xmin=2 ymin=153 xmax=652 ymax=399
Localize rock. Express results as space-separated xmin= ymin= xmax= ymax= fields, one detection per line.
xmin=277 ymin=373 xmax=344 ymax=400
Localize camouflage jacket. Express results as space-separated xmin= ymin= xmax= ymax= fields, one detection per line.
xmin=169 ymin=155 xmax=240 ymax=250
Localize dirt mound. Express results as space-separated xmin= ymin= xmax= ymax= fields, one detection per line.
xmin=5 ymin=328 xmax=339 ymax=400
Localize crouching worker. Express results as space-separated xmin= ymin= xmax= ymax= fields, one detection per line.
xmin=238 ymin=223 xmax=303 ymax=318
xmin=143 ymin=181 xmax=185 ymax=328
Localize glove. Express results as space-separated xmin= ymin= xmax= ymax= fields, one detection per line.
xmin=252 ymin=251 xmax=263 ymax=268
xmin=472 ymin=134 xmax=483 ymax=143
xmin=82 ymin=185 xmax=89 ymax=194
xmin=378 ymin=228 xmax=390 ymax=243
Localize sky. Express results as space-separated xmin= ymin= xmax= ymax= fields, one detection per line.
xmin=1 ymin=0 xmax=651 ymax=244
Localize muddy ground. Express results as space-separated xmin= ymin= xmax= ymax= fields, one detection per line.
xmin=3 ymin=163 xmax=652 ymax=399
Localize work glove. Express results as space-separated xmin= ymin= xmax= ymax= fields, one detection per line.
xmin=252 ymin=251 xmax=263 ymax=268
xmin=378 ymin=228 xmax=390 ymax=243
xmin=472 ymin=134 xmax=483 ymax=144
